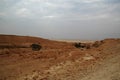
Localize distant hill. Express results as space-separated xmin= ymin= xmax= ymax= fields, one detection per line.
xmin=0 ymin=34 xmax=51 ymax=43
xmin=0 ymin=34 xmax=73 ymax=49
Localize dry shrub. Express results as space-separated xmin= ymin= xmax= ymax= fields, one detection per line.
xmin=74 ymin=43 xmax=92 ymax=49
xmin=74 ymin=43 xmax=84 ymax=48
xmin=30 ymin=44 xmax=42 ymax=51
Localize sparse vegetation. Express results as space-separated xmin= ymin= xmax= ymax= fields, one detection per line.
xmin=74 ymin=43 xmax=82 ymax=48
xmin=0 ymin=35 xmax=119 ymax=80
xmin=74 ymin=42 xmax=89 ymax=49
xmin=30 ymin=44 xmax=42 ymax=51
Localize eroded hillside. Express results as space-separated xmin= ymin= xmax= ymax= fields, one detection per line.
xmin=0 ymin=35 xmax=120 ymax=80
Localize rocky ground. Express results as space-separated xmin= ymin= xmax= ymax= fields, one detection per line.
xmin=0 ymin=35 xmax=120 ymax=80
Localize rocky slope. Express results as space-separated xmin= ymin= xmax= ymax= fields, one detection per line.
xmin=0 ymin=35 xmax=120 ymax=80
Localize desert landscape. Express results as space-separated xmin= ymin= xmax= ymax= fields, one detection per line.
xmin=0 ymin=35 xmax=120 ymax=80
xmin=1 ymin=0 xmax=120 ymax=80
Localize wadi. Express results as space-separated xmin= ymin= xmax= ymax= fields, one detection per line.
xmin=0 ymin=35 xmax=120 ymax=80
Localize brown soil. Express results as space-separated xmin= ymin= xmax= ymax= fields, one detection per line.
xmin=0 ymin=35 xmax=120 ymax=80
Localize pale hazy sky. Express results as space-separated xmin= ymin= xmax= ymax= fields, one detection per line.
xmin=0 ymin=0 xmax=120 ymax=40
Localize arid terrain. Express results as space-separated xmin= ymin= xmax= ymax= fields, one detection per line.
xmin=0 ymin=35 xmax=120 ymax=80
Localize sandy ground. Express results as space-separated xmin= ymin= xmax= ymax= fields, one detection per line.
xmin=80 ymin=51 xmax=120 ymax=80
xmin=0 ymin=35 xmax=120 ymax=80
xmin=53 ymin=39 xmax=95 ymax=43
